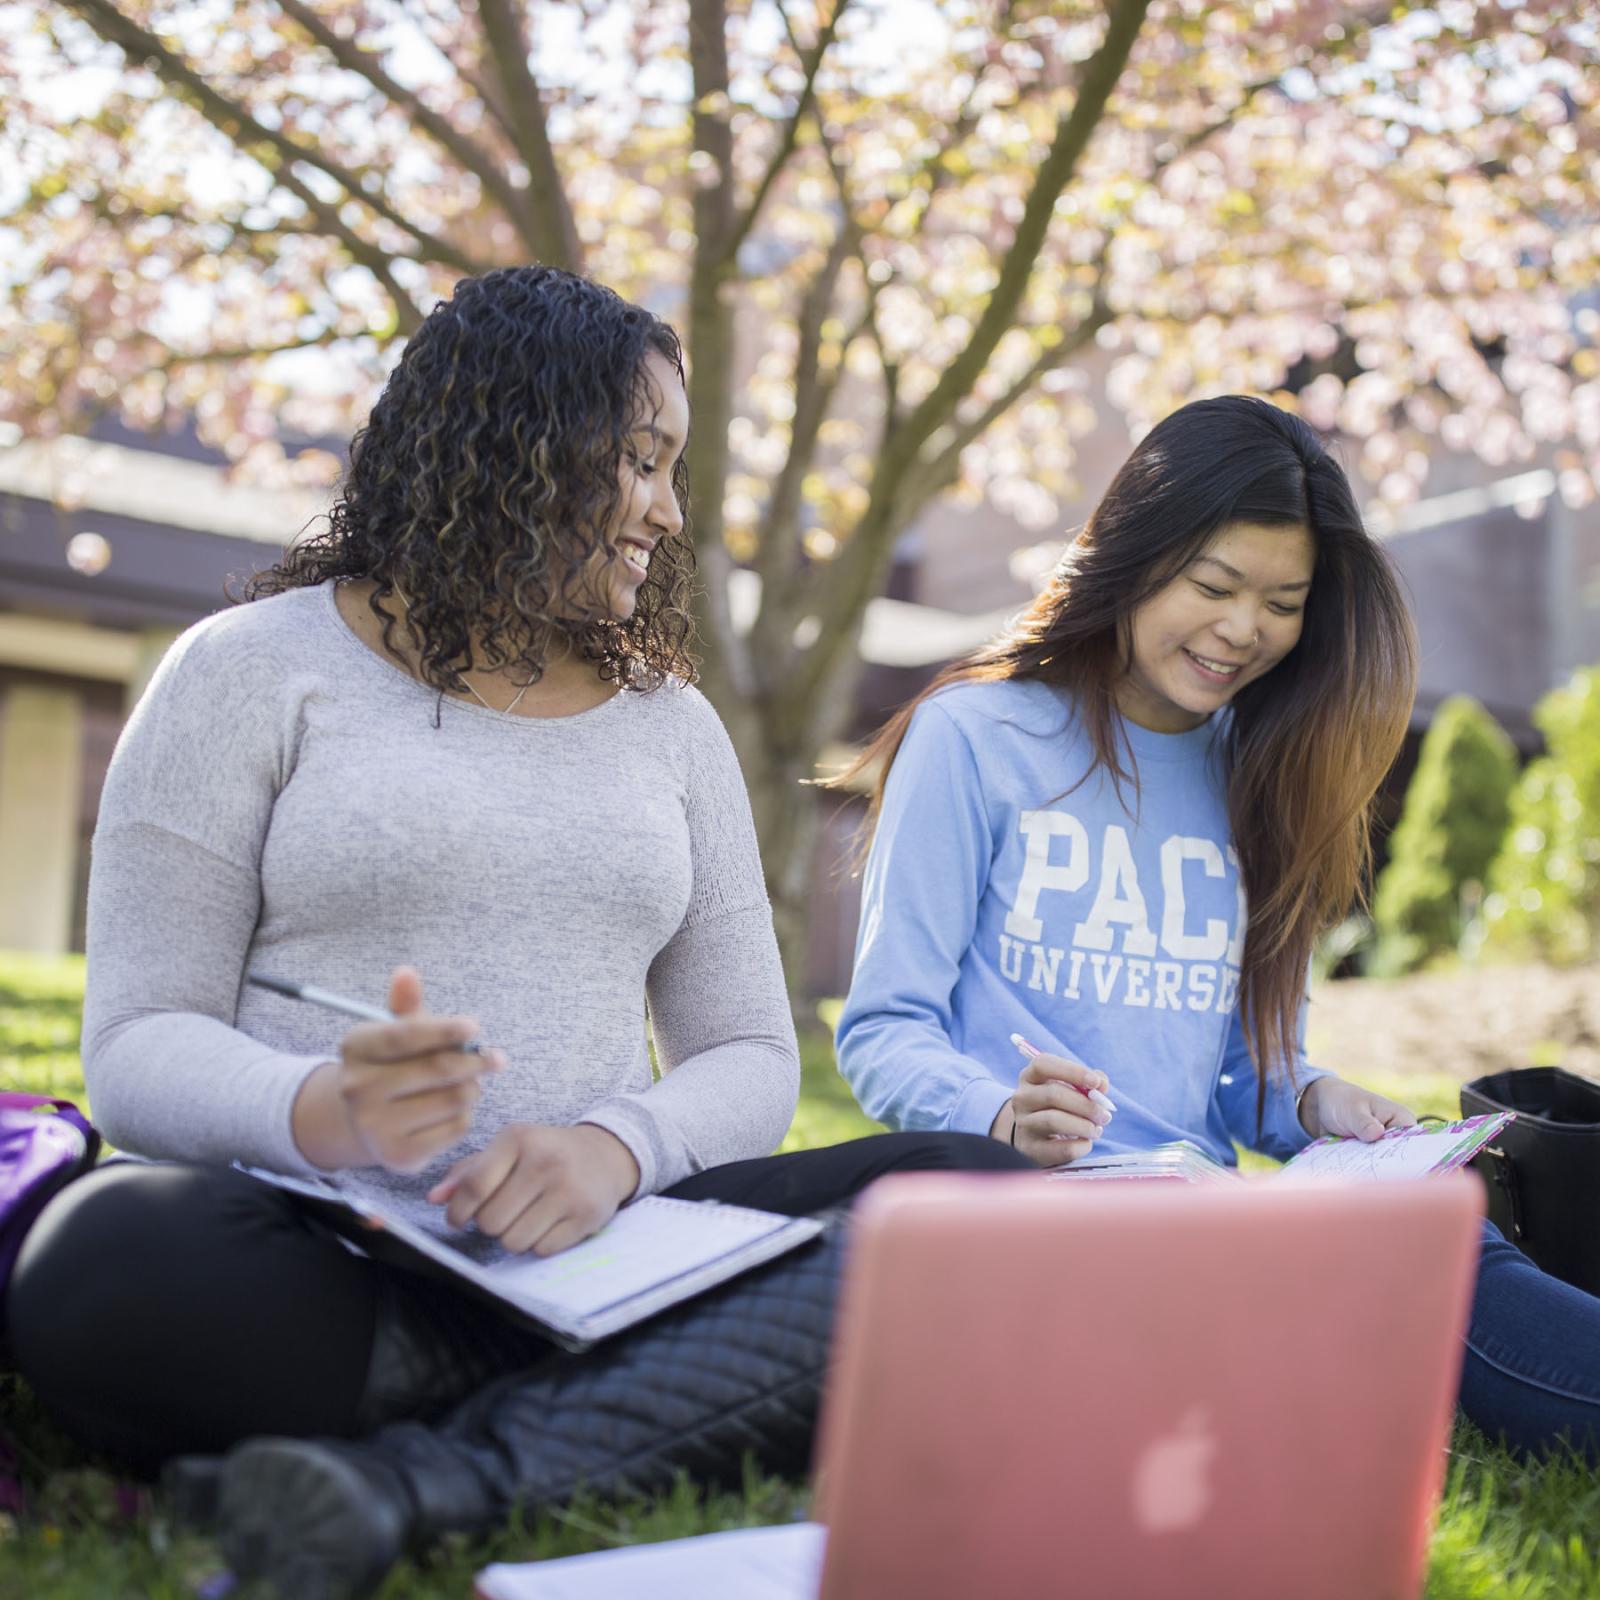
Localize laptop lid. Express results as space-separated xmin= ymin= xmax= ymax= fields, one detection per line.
xmin=813 ymin=1173 xmax=1482 ymax=1600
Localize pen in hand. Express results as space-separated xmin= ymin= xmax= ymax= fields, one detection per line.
xmin=1010 ymin=1031 xmax=1118 ymax=1116
xmin=248 ymin=972 xmax=490 ymax=1056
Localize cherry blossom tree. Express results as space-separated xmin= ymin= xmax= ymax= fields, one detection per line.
xmin=3 ymin=0 xmax=1596 ymax=968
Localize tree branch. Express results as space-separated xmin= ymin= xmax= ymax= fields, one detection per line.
xmin=66 ymin=181 xmax=393 ymax=338
xmin=61 ymin=0 xmax=488 ymax=276
xmin=722 ymin=0 xmax=849 ymax=266
xmin=900 ymin=295 xmax=1113 ymax=514
xmin=747 ymin=219 xmax=860 ymax=678
xmin=804 ymin=0 xmax=1054 ymax=262
xmin=804 ymin=106 xmax=902 ymax=434
xmin=149 ymin=329 xmax=352 ymax=368
xmin=275 ymin=0 xmax=545 ymax=258
xmin=461 ymin=63 xmax=524 ymax=151
xmin=472 ymin=0 xmax=582 ymax=269
xmin=71 ymin=184 xmax=314 ymax=244
xmin=776 ymin=487 xmax=904 ymax=718
xmin=800 ymin=20 xmax=1061 ymax=435
xmin=890 ymin=5 xmax=1071 ymax=251
xmin=1147 ymin=73 xmax=1283 ymax=183
xmin=273 ymin=165 xmax=429 ymax=336
xmin=754 ymin=223 xmax=858 ymax=574
xmin=876 ymin=0 xmax=1153 ymax=486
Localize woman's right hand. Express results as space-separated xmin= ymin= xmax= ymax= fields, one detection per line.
xmin=291 ymin=967 xmax=503 ymax=1172
xmin=995 ymin=1053 xmax=1112 ymax=1168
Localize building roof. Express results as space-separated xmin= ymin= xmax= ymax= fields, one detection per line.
xmin=0 ymin=436 xmax=328 ymax=546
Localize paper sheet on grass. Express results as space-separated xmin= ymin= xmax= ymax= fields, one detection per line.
xmin=473 ymin=1521 xmax=826 ymax=1600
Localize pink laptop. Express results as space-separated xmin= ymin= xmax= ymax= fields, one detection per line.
xmin=812 ymin=1173 xmax=1483 ymax=1600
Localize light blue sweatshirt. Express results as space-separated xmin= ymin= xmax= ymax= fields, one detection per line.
xmin=836 ymin=679 xmax=1329 ymax=1166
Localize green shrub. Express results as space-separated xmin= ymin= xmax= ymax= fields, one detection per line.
xmin=1369 ymin=696 xmax=1517 ymax=975
xmin=1482 ymin=667 xmax=1600 ymax=963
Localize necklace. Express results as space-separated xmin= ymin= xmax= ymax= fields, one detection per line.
xmin=390 ymin=585 xmax=532 ymax=716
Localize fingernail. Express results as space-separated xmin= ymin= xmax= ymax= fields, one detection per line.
xmin=1088 ymin=1088 xmax=1118 ymax=1115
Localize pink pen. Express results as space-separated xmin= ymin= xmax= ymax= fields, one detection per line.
xmin=1009 ymin=1031 xmax=1118 ymax=1115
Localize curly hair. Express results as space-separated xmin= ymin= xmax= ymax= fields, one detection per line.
xmin=250 ymin=266 xmax=697 ymax=693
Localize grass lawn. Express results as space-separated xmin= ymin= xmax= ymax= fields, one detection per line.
xmin=2 ymin=952 xmax=1596 ymax=1598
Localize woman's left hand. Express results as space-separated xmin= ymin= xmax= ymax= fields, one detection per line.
xmin=1298 ymin=1076 xmax=1418 ymax=1142
xmin=427 ymin=1123 xmax=641 ymax=1255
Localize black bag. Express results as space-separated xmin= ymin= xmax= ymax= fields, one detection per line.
xmin=1462 ymin=1067 xmax=1600 ymax=1296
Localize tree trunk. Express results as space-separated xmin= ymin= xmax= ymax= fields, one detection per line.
xmin=746 ymin=753 xmax=824 ymax=1022
xmin=728 ymin=617 xmax=871 ymax=1014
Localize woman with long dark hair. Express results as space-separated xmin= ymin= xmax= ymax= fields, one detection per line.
xmin=8 ymin=266 xmax=1025 ymax=1596
xmin=837 ymin=394 xmax=1600 ymax=1457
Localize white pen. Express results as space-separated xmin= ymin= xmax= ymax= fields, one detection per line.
xmin=1009 ymin=1031 xmax=1118 ymax=1115
xmin=248 ymin=972 xmax=489 ymax=1056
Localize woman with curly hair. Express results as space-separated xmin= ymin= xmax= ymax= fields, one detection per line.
xmin=9 ymin=266 xmax=1025 ymax=1596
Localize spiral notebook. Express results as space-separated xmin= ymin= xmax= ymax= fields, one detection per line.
xmin=1042 ymin=1112 xmax=1515 ymax=1186
xmin=238 ymin=1166 xmax=823 ymax=1351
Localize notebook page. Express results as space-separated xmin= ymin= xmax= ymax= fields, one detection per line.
xmin=1278 ymin=1116 xmax=1509 ymax=1183
xmin=453 ymin=1196 xmax=794 ymax=1320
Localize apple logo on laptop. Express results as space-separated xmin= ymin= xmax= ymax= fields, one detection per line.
xmin=1132 ymin=1407 xmax=1217 ymax=1535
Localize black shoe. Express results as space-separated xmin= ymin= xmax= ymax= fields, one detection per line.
xmin=213 ymin=1437 xmax=413 ymax=1600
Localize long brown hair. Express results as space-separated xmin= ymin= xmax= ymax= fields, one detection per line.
xmin=841 ymin=396 xmax=1416 ymax=1102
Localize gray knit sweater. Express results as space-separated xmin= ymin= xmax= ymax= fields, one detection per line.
xmin=82 ymin=582 xmax=799 ymax=1226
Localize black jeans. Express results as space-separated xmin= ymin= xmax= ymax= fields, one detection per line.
xmin=7 ymin=1131 xmax=1026 ymax=1469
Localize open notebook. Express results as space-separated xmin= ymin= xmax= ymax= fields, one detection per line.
xmin=1043 ymin=1112 xmax=1515 ymax=1186
xmin=239 ymin=1166 xmax=822 ymax=1350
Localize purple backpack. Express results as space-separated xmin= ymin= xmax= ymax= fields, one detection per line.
xmin=0 ymin=1093 xmax=99 ymax=1325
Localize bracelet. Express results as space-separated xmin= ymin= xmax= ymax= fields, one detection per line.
xmin=1294 ymin=1078 xmax=1317 ymax=1132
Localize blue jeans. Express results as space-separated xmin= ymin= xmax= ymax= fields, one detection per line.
xmin=1459 ymin=1222 xmax=1600 ymax=1461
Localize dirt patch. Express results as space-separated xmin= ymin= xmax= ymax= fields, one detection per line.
xmin=1307 ymin=962 xmax=1600 ymax=1084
